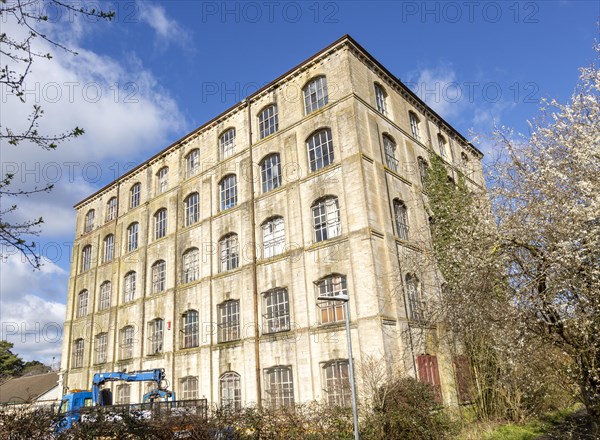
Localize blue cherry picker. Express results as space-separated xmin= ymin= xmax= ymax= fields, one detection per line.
xmin=56 ymin=368 xmax=205 ymax=433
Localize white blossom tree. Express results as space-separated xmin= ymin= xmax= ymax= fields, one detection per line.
xmin=490 ymin=45 xmax=600 ymax=424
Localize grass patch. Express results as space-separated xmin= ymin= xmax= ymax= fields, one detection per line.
xmin=458 ymin=406 xmax=581 ymax=440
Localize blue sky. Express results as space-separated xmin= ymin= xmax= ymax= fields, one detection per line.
xmin=1 ymin=0 xmax=598 ymax=363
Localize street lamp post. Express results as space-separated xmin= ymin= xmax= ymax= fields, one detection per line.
xmin=318 ymin=292 xmax=360 ymax=440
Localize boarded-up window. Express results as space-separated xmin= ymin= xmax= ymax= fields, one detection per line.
xmin=416 ymin=354 xmax=442 ymax=404
xmin=453 ymin=355 xmax=472 ymax=403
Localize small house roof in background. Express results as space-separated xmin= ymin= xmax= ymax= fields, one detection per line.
xmin=0 ymin=372 xmax=59 ymax=404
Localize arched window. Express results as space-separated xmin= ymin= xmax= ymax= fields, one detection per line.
xmin=219 ymin=234 xmax=239 ymax=272
xmin=84 ymin=209 xmax=95 ymax=233
xmin=157 ymin=166 xmax=169 ymax=194
xmin=265 ymin=366 xmax=294 ymax=408
xmin=258 ymin=105 xmax=278 ymax=139
xmin=220 ymin=128 xmax=236 ymax=159
xmin=117 ymin=384 xmax=131 ymax=404
xmin=461 ymin=151 xmax=471 ymax=175
xmin=263 ymin=288 xmax=290 ymax=333
xmin=154 ymin=208 xmax=167 ymax=240
xmin=106 ymin=197 xmax=117 ymax=222
xmin=152 ymin=260 xmax=166 ymax=293
xmin=123 ymin=271 xmax=136 ymax=303
xmin=81 ymin=245 xmax=92 ymax=272
xmin=437 ymin=134 xmax=447 ymax=159
xmin=374 ymin=83 xmax=387 ymax=115
xmin=76 ymin=290 xmax=88 ymax=318
xmin=316 ymin=274 xmax=347 ymax=324
xmin=182 ymin=248 xmax=199 ymax=283
xmin=95 ymin=333 xmax=108 ymax=364
xmin=99 ymin=281 xmax=111 ymax=310
xmin=312 ymin=196 xmax=341 ymax=243
xmin=417 ymin=157 xmax=429 ymax=187
xmin=127 ymin=222 xmax=139 ymax=252
xmin=147 ymin=318 xmax=164 ymax=355
xmin=409 ymin=111 xmax=421 ymax=140
xmin=184 ymin=192 xmax=200 ymax=226
xmin=220 ymin=372 xmax=241 ymax=410
xmin=383 ymin=134 xmax=398 ymax=172
xmin=103 ymin=234 xmax=114 ymax=262
xmin=219 ymin=174 xmax=237 ymax=211
xmin=262 ymin=217 xmax=285 ymax=258
xmin=218 ymin=300 xmax=240 ymax=343
xmin=307 ymin=128 xmax=334 ymax=172
xmin=129 ymin=183 xmax=141 ymax=209
xmin=323 ymin=360 xmax=351 ymax=406
xmin=406 ymin=274 xmax=423 ymax=321
xmin=72 ymin=338 xmax=84 ymax=368
xmin=304 ymin=76 xmax=328 ymax=114
xmin=260 ymin=153 xmax=282 ymax=193
xmin=182 ymin=310 xmax=199 ymax=348
xmin=120 ymin=326 xmax=134 ymax=359
xmin=393 ymin=199 xmax=409 ymax=240
xmin=180 ymin=376 xmax=199 ymax=399
xmin=186 ymin=149 xmax=200 ymax=177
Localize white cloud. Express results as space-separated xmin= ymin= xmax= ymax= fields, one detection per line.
xmin=0 ymin=255 xmax=68 ymax=364
xmin=137 ymin=2 xmax=190 ymax=47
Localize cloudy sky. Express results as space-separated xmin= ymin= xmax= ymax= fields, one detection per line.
xmin=0 ymin=0 xmax=598 ymax=364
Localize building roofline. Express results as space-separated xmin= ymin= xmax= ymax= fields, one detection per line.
xmin=74 ymin=34 xmax=480 ymax=208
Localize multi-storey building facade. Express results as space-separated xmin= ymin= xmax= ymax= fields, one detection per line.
xmin=60 ymin=35 xmax=484 ymax=408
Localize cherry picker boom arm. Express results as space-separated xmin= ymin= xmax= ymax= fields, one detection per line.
xmin=91 ymin=368 xmax=168 ymax=405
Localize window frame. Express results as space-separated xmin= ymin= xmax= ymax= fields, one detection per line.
xmin=103 ymin=234 xmax=114 ymax=262
xmin=382 ymin=134 xmax=398 ymax=172
xmin=151 ymin=260 xmax=166 ymax=293
xmin=127 ymin=222 xmax=139 ymax=252
xmin=406 ymin=274 xmax=424 ymax=321
xmin=154 ymin=208 xmax=167 ymax=240
xmin=157 ymin=167 xmax=169 ymax=194
xmin=99 ymin=281 xmax=111 ymax=310
xmin=265 ymin=366 xmax=294 ymax=408
xmin=182 ymin=310 xmax=199 ymax=349
xmin=95 ymin=333 xmax=108 ymax=364
xmin=186 ymin=149 xmax=200 ymax=177
xmin=220 ymin=372 xmax=241 ymax=411
xmin=304 ymin=76 xmax=329 ymax=115
xmin=219 ymin=174 xmax=237 ymax=211
xmin=307 ymin=128 xmax=334 ymax=172
xmin=84 ymin=209 xmax=95 ymax=233
xmin=184 ymin=192 xmax=200 ymax=226
xmin=182 ymin=247 xmax=200 ymax=284
xmin=323 ymin=360 xmax=351 ymax=406
xmin=219 ymin=234 xmax=239 ymax=272
xmin=129 ymin=183 xmax=141 ymax=209
xmin=262 ymin=217 xmax=285 ymax=258
xmin=260 ymin=153 xmax=282 ymax=193
xmin=409 ymin=111 xmax=421 ymax=140
xmin=258 ymin=104 xmax=279 ymax=139
xmin=180 ymin=376 xmax=199 ymax=400
xmin=120 ymin=325 xmax=135 ymax=360
xmin=218 ymin=300 xmax=240 ymax=343
xmin=262 ymin=288 xmax=290 ymax=334
xmin=81 ymin=245 xmax=92 ymax=272
xmin=317 ymin=274 xmax=347 ymax=325
xmin=219 ymin=128 xmax=236 ymax=159
xmin=393 ymin=199 xmax=409 ymax=240
xmin=438 ymin=134 xmax=447 ymax=159
xmin=374 ymin=83 xmax=388 ymax=115
xmin=147 ymin=318 xmax=164 ymax=355
xmin=106 ymin=197 xmax=117 ymax=222
xmin=72 ymin=338 xmax=84 ymax=368
xmin=76 ymin=290 xmax=88 ymax=318
xmin=312 ymin=197 xmax=341 ymax=243
xmin=123 ymin=271 xmax=136 ymax=303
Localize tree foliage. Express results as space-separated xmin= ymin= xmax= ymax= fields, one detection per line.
xmin=0 ymin=341 xmax=24 ymax=380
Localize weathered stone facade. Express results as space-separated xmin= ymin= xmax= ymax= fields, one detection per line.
xmin=60 ymin=35 xmax=484 ymax=407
